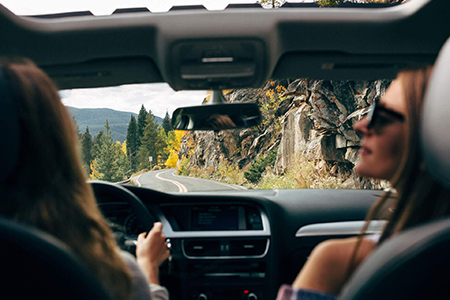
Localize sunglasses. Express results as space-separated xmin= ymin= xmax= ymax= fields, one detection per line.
xmin=366 ymin=99 xmax=405 ymax=130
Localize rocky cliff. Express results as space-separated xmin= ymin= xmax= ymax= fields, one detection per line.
xmin=178 ymin=78 xmax=391 ymax=189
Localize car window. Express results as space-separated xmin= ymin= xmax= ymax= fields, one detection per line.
xmin=62 ymin=77 xmax=390 ymax=192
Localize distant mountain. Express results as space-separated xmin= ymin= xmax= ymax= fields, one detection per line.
xmin=67 ymin=107 xmax=163 ymax=142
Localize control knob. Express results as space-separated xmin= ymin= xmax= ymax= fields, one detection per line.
xmin=247 ymin=293 xmax=258 ymax=300
xmin=197 ymin=293 xmax=208 ymax=300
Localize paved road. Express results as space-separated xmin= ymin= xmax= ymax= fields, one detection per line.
xmin=136 ymin=169 xmax=246 ymax=193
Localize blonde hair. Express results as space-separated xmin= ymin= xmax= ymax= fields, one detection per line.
xmin=0 ymin=58 xmax=133 ymax=300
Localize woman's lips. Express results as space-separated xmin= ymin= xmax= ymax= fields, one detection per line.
xmin=359 ymin=146 xmax=372 ymax=156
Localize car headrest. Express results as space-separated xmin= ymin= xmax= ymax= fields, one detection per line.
xmin=0 ymin=67 xmax=20 ymax=184
xmin=421 ymin=37 xmax=450 ymax=188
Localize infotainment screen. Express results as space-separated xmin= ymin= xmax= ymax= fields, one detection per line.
xmin=191 ymin=205 xmax=238 ymax=231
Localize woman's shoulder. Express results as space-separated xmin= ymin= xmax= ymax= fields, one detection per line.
xmin=312 ymin=236 xmax=378 ymax=268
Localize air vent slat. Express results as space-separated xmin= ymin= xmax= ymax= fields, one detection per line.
xmin=184 ymin=240 xmax=220 ymax=256
xmin=230 ymin=239 xmax=267 ymax=256
xmin=183 ymin=239 xmax=268 ymax=258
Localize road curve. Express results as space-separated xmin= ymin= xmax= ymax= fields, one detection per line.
xmin=136 ymin=169 xmax=246 ymax=193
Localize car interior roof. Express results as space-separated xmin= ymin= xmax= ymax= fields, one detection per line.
xmin=0 ymin=0 xmax=449 ymax=91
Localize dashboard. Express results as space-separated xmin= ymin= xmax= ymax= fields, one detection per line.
xmin=96 ymin=185 xmax=383 ymax=300
xmin=99 ymin=200 xmax=271 ymax=300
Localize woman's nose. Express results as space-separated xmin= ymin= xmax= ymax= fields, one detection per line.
xmin=354 ymin=115 xmax=369 ymax=135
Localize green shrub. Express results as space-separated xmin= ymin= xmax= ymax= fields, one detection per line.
xmin=217 ymin=162 xmax=246 ymax=185
xmin=258 ymin=155 xmax=346 ymax=189
xmin=177 ymin=156 xmax=191 ymax=176
xmin=244 ymin=148 xmax=278 ymax=183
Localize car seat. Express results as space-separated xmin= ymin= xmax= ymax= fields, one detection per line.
xmin=0 ymin=216 xmax=112 ymax=299
xmin=339 ymin=36 xmax=450 ymax=300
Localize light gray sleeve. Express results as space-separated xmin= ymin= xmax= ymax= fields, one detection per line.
xmin=120 ymin=251 xmax=169 ymax=300
xmin=121 ymin=251 xmax=152 ymax=299
xmin=150 ymin=283 xmax=169 ymax=300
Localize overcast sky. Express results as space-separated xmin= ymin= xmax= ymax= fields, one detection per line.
xmin=59 ymin=84 xmax=207 ymax=118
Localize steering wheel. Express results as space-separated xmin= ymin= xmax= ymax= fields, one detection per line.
xmin=90 ymin=181 xmax=155 ymax=251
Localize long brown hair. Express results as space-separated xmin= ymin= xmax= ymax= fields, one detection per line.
xmin=0 ymin=58 xmax=133 ymax=300
xmin=347 ymin=66 xmax=450 ymax=278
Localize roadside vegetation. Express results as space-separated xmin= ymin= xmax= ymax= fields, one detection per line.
xmin=175 ymin=152 xmax=350 ymax=190
xmin=176 ymin=146 xmax=389 ymax=190
xmin=78 ymin=104 xmax=184 ymax=182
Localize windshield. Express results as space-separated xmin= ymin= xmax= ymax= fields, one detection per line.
xmin=6 ymin=0 xmax=401 ymax=193
xmin=63 ymin=79 xmax=390 ymax=193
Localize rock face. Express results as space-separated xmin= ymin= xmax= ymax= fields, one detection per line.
xmin=178 ymin=78 xmax=391 ymax=189
xmin=275 ymin=79 xmax=390 ymax=188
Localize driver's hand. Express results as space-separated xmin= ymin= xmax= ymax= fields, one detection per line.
xmin=136 ymin=222 xmax=170 ymax=285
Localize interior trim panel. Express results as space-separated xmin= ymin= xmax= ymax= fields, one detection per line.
xmin=295 ymin=220 xmax=388 ymax=238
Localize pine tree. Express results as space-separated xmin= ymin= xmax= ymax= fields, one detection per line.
xmin=156 ymin=126 xmax=168 ymax=163
xmin=115 ymin=141 xmax=131 ymax=179
xmin=72 ymin=116 xmax=82 ymax=140
xmin=136 ymin=145 xmax=151 ymax=171
xmin=162 ymin=111 xmax=172 ymax=134
xmin=93 ymin=120 xmax=117 ymax=181
xmin=126 ymin=115 xmax=138 ymax=172
xmin=137 ymin=104 xmax=148 ymax=148
xmin=91 ymin=130 xmax=105 ymax=160
xmin=136 ymin=110 xmax=167 ymax=169
xmin=90 ymin=120 xmax=130 ymax=182
xmin=81 ymin=126 xmax=93 ymax=176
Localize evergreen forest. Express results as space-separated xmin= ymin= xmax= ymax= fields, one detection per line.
xmin=78 ymin=105 xmax=182 ymax=182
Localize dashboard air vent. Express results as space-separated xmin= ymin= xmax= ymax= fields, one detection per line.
xmin=183 ymin=238 xmax=269 ymax=258
xmin=184 ymin=240 xmax=221 ymax=256
xmin=229 ymin=239 xmax=267 ymax=256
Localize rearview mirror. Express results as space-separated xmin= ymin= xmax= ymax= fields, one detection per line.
xmin=171 ymin=103 xmax=261 ymax=130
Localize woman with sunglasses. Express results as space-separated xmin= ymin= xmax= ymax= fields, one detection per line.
xmin=277 ymin=66 xmax=450 ymax=300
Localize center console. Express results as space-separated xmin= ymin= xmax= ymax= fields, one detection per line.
xmin=159 ymin=203 xmax=271 ymax=300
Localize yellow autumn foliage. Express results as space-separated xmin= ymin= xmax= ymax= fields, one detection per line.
xmin=89 ymin=159 xmax=101 ymax=180
xmin=121 ymin=141 xmax=127 ymax=155
xmin=174 ymin=130 xmax=185 ymax=149
xmin=165 ymin=149 xmax=179 ymax=168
